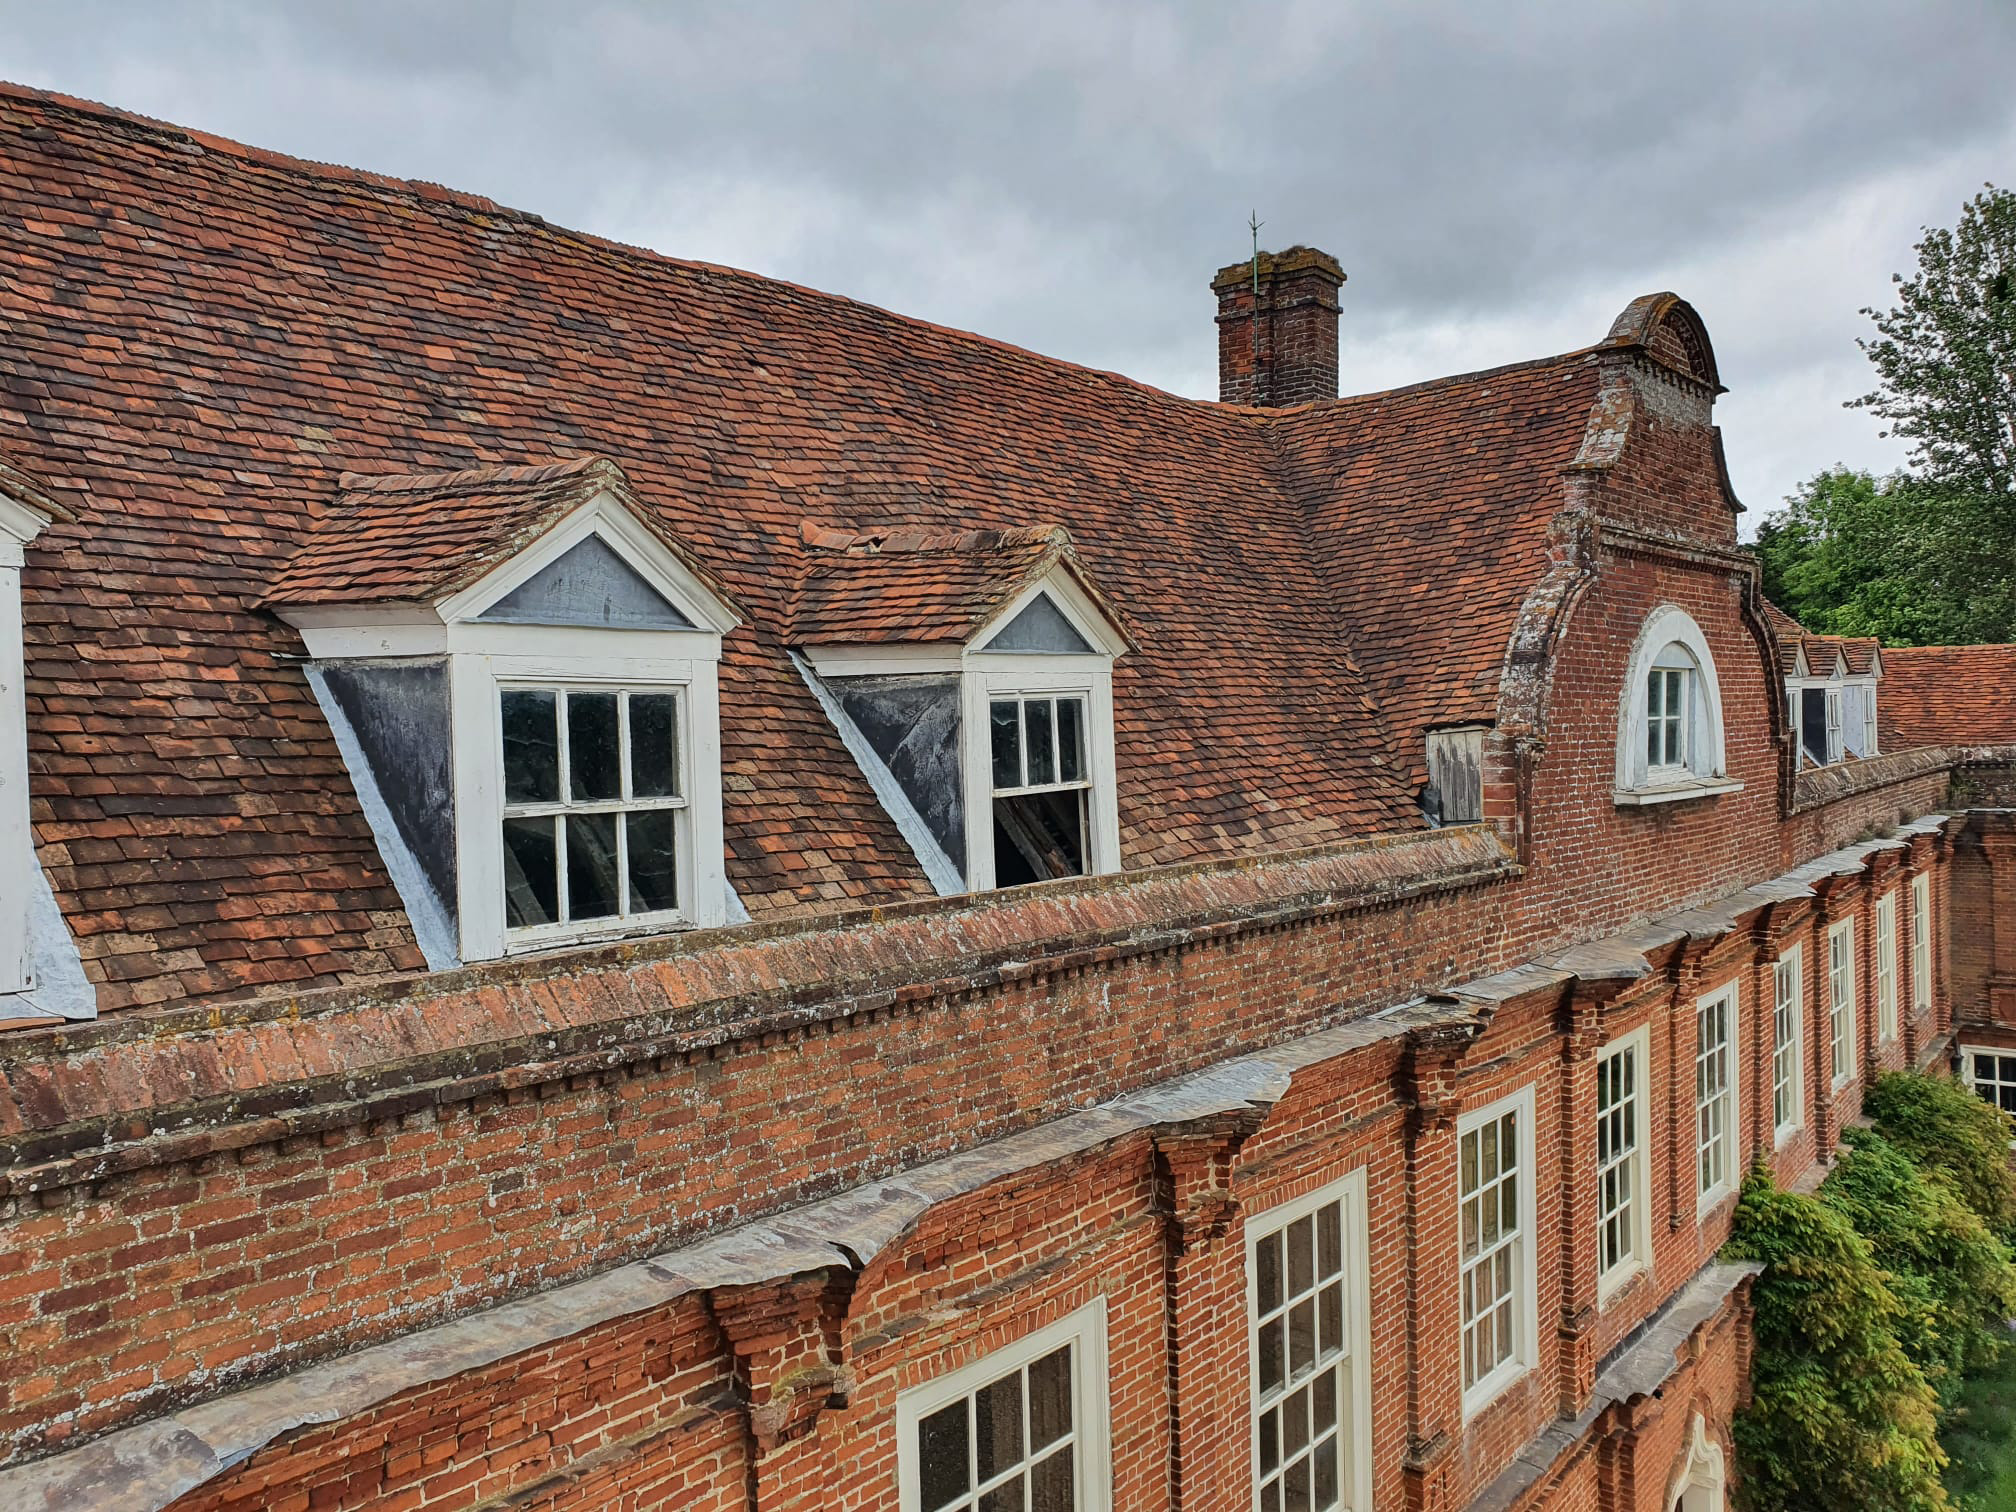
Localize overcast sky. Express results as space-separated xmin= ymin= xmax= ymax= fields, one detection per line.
xmin=6 ymin=2 xmax=2014 ymax=528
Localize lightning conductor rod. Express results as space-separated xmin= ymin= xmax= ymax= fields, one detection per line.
xmin=1248 ymin=210 xmax=1264 ymax=374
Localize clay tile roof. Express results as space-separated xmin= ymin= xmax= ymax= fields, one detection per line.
xmin=265 ymin=456 xmax=740 ymax=614
xmin=787 ymin=521 xmax=1131 ymax=648
xmin=0 ymin=82 xmax=1618 ymax=1011
xmin=1879 ymin=645 xmax=2016 ymax=750
xmin=1758 ymin=603 xmax=1879 ymax=678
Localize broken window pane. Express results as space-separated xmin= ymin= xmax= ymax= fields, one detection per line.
xmin=992 ymin=789 xmax=1085 ymax=886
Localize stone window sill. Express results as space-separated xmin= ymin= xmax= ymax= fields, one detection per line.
xmin=1612 ymin=776 xmax=1744 ymax=808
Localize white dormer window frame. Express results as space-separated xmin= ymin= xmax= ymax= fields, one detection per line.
xmin=960 ymin=573 xmax=1124 ymax=892
xmin=0 ymin=488 xmax=60 ymax=997
xmin=1615 ymin=606 xmax=1740 ymax=806
xmin=276 ymin=491 xmax=741 ymax=962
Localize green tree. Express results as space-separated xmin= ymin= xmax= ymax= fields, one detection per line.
xmin=1751 ymin=468 xmax=2014 ymax=644
xmin=1750 ymin=187 xmax=2016 ymax=644
xmin=1855 ymin=185 xmax=2016 ymax=500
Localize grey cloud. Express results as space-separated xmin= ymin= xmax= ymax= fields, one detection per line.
xmin=4 ymin=0 xmax=2014 ymax=516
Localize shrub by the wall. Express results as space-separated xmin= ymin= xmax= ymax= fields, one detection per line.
xmin=1725 ymin=1167 xmax=1951 ymax=1512
xmin=1864 ymin=1071 xmax=2016 ymax=1236
xmin=1820 ymin=1129 xmax=2016 ymax=1402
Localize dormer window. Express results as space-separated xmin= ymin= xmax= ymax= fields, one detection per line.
xmin=1781 ymin=635 xmax=1881 ymax=769
xmin=265 ymin=458 xmax=744 ymax=965
xmin=791 ymin=523 xmax=1132 ymax=894
xmin=0 ymin=457 xmax=74 ymax=1006
xmin=1615 ymin=606 xmax=1739 ymax=806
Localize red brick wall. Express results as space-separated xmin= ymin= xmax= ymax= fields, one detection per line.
xmin=0 ymin=436 xmax=1988 ymax=1509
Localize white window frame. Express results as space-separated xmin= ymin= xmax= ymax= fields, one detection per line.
xmin=1824 ymin=687 xmax=1843 ymax=763
xmin=1772 ymin=946 xmax=1805 ymax=1145
xmin=1595 ymin=1026 xmax=1652 ymax=1301
xmin=1614 ymin=606 xmax=1739 ymax=805
xmin=279 ymin=493 xmax=740 ymax=962
xmin=1961 ymin=1045 xmax=2016 ymax=1117
xmin=895 ymin=1297 xmax=1112 ymax=1512
xmin=1457 ymin=1085 xmax=1537 ymax=1418
xmin=1695 ymin=982 xmax=1741 ymax=1214
xmin=494 ymin=681 xmax=694 ymax=946
xmin=1245 ymin=1169 xmax=1373 ymax=1512
xmin=1828 ymin=919 xmax=1857 ymax=1090
xmin=1875 ymin=891 xmax=1898 ymax=1043
xmin=1911 ymin=874 xmax=1932 ymax=1012
xmin=958 ymin=577 xmax=1124 ymax=892
xmin=1862 ymin=682 xmax=1879 ymax=757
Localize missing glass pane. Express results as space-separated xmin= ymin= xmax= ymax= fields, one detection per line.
xmin=992 ymin=789 xmax=1085 ymax=886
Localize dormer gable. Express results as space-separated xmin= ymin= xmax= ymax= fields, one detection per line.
xmin=266 ymin=458 xmax=743 ymax=965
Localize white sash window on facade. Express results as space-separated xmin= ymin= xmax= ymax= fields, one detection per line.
xmin=1772 ymin=948 xmax=1805 ymax=1142
xmin=1911 ymin=874 xmax=1932 ymax=1012
xmin=1828 ymin=920 xmax=1857 ymax=1089
xmin=1458 ymin=1088 xmax=1535 ymax=1414
xmin=897 ymin=1301 xmax=1110 ymax=1512
xmin=1695 ymin=985 xmax=1739 ymax=1210
xmin=1247 ymin=1171 xmax=1371 ymax=1512
xmin=1595 ymin=1029 xmax=1649 ymax=1296
xmin=1875 ymin=892 xmax=1898 ymax=1042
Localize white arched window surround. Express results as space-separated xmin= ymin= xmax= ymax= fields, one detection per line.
xmin=1667 ymin=1413 xmax=1727 ymax=1512
xmin=1614 ymin=606 xmax=1744 ymax=806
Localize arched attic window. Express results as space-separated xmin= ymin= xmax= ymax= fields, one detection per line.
xmin=1614 ymin=606 xmax=1742 ymax=806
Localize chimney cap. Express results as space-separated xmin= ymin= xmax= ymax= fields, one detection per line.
xmin=1211 ymin=244 xmax=1346 ymax=293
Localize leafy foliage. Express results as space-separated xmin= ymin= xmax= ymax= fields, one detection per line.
xmin=1748 ymin=187 xmax=2016 ymax=645
xmin=1864 ymin=1069 xmax=2016 ymax=1237
xmin=1726 ymin=1167 xmax=1951 ymax=1511
xmin=1820 ymin=1129 xmax=2016 ymax=1400
xmin=1854 ymin=185 xmax=2016 ymax=500
xmin=1749 ymin=468 xmax=2010 ymax=645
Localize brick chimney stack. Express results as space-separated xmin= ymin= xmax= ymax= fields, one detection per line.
xmin=1211 ymin=245 xmax=1345 ymax=406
